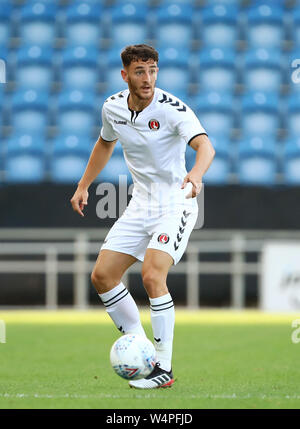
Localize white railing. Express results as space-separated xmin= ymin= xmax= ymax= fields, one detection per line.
xmin=1 ymin=228 xmax=300 ymax=309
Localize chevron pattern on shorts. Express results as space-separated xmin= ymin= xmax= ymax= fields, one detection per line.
xmin=174 ymin=210 xmax=191 ymax=251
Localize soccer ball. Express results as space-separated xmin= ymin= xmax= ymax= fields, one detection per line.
xmin=110 ymin=334 xmax=156 ymax=380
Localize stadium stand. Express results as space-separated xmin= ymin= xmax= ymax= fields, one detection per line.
xmin=102 ymin=48 xmax=130 ymax=93
xmin=10 ymin=89 xmax=49 ymax=134
xmin=98 ymin=155 xmax=132 ymax=183
xmin=107 ymin=2 xmax=150 ymax=48
xmin=50 ymin=134 xmax=92 ymax=183
xmin=197 ymin=47 xmax=237 ymax=93
xmin=156 ymin=47 xmax=191 ymax=93
xmin=282 ymin=136 xmax=300 ymax=185
xmin=4 ymin=133 xmax=45 ymax=183
xmin=18 ymin=1 xmax=57 ymax=46
xmin=242 ymin=48 xmax=283 ymax=93
xmin=192 ymin=91 xmax=236 ymax=138
xmin=14 ymin=45 xmax=54 ymax=91
xmin=237 ymin=136 xmax=277 ymax=185
xmin=188 ymin=136 xmax=232 ymax=185
xmin=0 ymin=1 xmax=12 ymax=46
xmin=64 ymin=1 xmax=103 ymax=46
xmin=60 ymin=45 xmax=101 ymax=91
xmin=291 ymin=5 xmax=300 ymax=46
xmin=55 ymin=89 xmax=96 ymax=136
xmin=0 ymin=0 xmax=299 ymax=185
xmin=200 ymin=4 xmax=239 ymax=48
xmin=154 ymin=3 xmax=194 ymax=48
xmin=0 ymin=91 xmax=3 ymax=131
xmin=240 ymin=92 xmax=281 ymax=139
xmin=287 ymin=93 xmax=300 ymax=137
xmin=244 ymin=3 xmax=285 ymax=49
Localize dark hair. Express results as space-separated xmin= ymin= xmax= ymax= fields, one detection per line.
xmin=121 ymin=44 xmax=159 ymax=67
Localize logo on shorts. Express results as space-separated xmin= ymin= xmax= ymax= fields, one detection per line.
xmin=158 ymin=233 xmax=169 ymax=244
xmin=148 ymin=119 xmax=160 ymax=130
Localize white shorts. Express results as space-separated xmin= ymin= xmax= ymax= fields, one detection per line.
xmin=101 ymin=185 xmax=198 ymax=265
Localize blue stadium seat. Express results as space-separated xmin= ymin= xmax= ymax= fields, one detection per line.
xmin=185 ymin=143 xmax=196 ymax=171
xmin=10 ymin=89 xmax=49 ymax=134
xmin=98 ymin=154 xmax=132 ymax=184
xmin=0 ymin=87 xmax=4 ymax=128
xmin=52 ymin=133 xmax=93 ymax=153
xmin=283 ymin=137 xmax=300 ymax=185
xmin=14 ymin=45 xmax=54 ymax=90
xmin=0 ymin=1 xmax=11 ymax=45
xmin=65 ymin=1 xmax=103 ymax=46
xmin=109 ymin=0 xmax=150 ymax=4
xmin=50 ymin=154 xmax=90 ymax=184
xmin=187 ymin=136 xmax=231 ymax=185
xmin=237 ymin=136 xmax=277 ymax=185
xmin=200 ymin=4 xmax=239 ymax=48
xmin=103 ymin=48 xmax=129 ymax=93
xmin=113 ymin=141 xmax=123 ymax=156
xmin=159 ymin=0 xmax=195 ymax=4
xmin=203 ymin=137 xmax=232 ymax=185
xmin=291 ymin=7 xmax=300 ymax=47
xmin=241 ymin=92 xmax=280 ymax=138
xmin=154 ymin=3 xmax=194 ymax=48
xmin=108 ymin=3 xmax=149 ymax=48
xmin=60 ymin=45 xmax=101 ymax=91
xmin=207 ymin=0 xmax=240 ymax=4
xmin=5 ymin=131 xmax=45 ymax=153
xmin=197 ymin=47 xmax=236 ymax=93
xmin=156 ymin=47 xmax=190 ymax=93
xmin=19 ymin=1 xmax=57 ymax=46
xmin=193 ymin=92 xmax=235 ymax=138
xmin=287 ymin=93 xmax=300 ymax=137
xmin=243 ymin=48 xmax=283 ymax=93
xmin=172 ymin=92 xmax=191 ymax=106
xmin=56 ymin=89 xmax=96 ymax=135
xmin=245 ymin=3 xmax=284 ymax=49
xmin=50 ymin=134 xmax=91 ymax=183
xmin=4 ymin=133 xmax=45 ymax=183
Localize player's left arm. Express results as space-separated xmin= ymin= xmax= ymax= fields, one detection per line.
xmin=181 ymin=134 xmax=215 ymax=198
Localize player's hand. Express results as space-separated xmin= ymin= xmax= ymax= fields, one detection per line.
xmin=70 ymin=186 xmax=89 ymax=217
xmin=181 ymin=172 xmax=202 ymax=199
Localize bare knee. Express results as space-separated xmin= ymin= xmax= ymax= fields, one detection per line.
xmin=142 ymin=269 xmax=168 ymax=298
xmin=91 ymin=267 xmax=120 ymax=294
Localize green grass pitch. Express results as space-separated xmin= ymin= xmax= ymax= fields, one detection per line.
xmin=0 ymin=309 xmax=300 ymax=409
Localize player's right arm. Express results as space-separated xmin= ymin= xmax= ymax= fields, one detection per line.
xmin=70 ymin=135 xmax=117 ymax=217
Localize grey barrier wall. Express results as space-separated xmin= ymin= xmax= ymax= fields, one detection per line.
xmin=1 ymin=228 xmax=300 ymax=309
xmin=0 ymin=184 xmax=300 ymax=229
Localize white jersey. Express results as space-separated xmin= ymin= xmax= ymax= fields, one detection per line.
xmin=100 ymin=87 xmax=207 ymax=201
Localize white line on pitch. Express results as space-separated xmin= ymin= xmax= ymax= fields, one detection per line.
xmin=1 ymin=393 xmax=300 ymax=400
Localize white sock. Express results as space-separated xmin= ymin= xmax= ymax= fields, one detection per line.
xmin=149 ymin=293 xmax=175 ymax=372
xmin=99 ymin=282 xmax=146 ymax=337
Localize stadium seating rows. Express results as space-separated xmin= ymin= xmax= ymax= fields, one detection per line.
xmin=0 ymin=0 xmax=300 ymax=185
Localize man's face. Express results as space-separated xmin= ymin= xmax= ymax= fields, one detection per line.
xmin=121 ymin=59 xmax=158 ymax=101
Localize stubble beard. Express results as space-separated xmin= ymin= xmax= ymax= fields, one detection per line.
xmin=129 ymin=81 xmax=155 ymax=102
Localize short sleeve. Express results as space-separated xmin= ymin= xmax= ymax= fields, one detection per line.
xmin=170 ymin=105 xmax=207 ymax=145
xmin=100 ymin=106 xmax=117 ymax=142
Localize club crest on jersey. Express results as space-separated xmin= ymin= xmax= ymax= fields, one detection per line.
xmin=158 ymin=233 xmax=169 ymax=244
xmin=148 ymin=119 xmax=160 ymax=130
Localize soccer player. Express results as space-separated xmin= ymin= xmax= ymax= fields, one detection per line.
xmin=70 ymin=44 xmax=215 ymax=389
